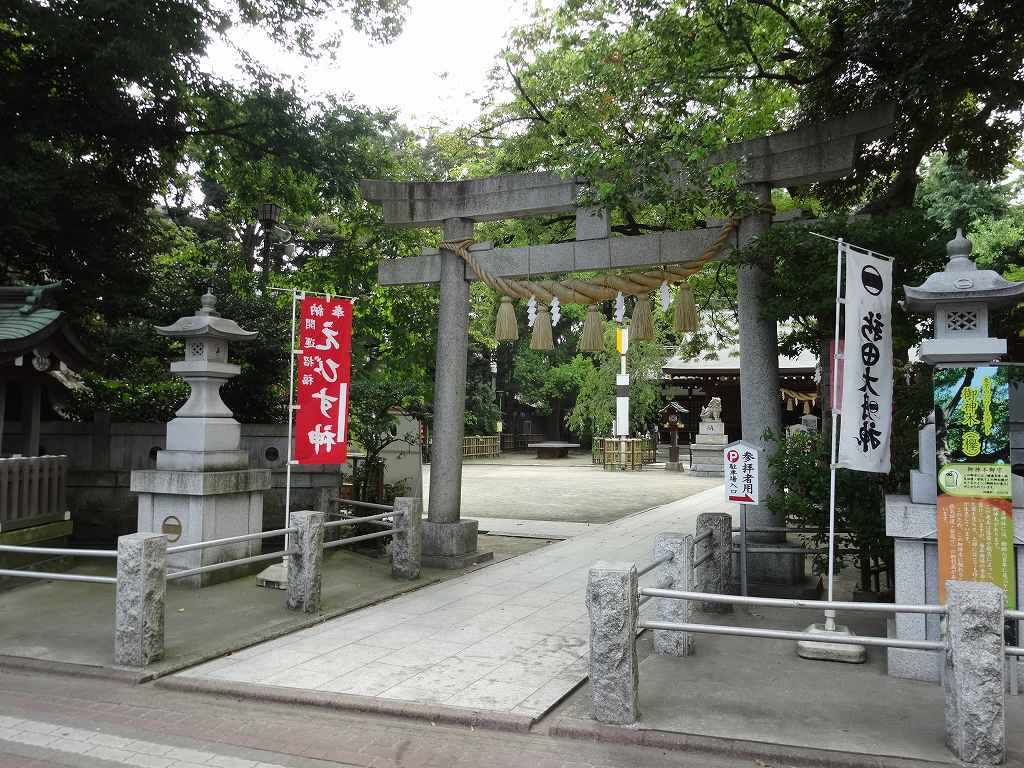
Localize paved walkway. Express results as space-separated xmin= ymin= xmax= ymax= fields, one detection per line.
xmin=179 ymin=485 xmax=732 ymax=717
xmin=424 ymin=461 xmax=717 ymax=523
xmin=474 ymin=518 xmax=598 ymax=539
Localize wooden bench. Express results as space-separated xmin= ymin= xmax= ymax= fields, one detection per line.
xmin=527 ymin=441 xmax=581 ymax=459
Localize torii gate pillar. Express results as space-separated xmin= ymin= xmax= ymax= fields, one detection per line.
xmin=425 ymin=217 xmax=485 ymax=567
xmin=736 ymin=185 xmax=797 ymax=585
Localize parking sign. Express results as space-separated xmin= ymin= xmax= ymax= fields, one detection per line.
xmin=724 ymin=441 xmax=759 ymax=504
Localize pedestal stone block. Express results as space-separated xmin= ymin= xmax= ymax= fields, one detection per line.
xmin=421 ymin=519 xmax=492 ymax=569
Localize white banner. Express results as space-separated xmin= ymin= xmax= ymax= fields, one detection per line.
xmin=837 ymin=245 xmax=893 ymax=473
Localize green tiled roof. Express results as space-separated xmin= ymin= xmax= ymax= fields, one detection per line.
xmin=0 ymin=284 xmax=87 ymax=365
xmin=0 ymin=305 xmax=63 ymax=342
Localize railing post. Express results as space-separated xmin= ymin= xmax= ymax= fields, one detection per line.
xmin=943 ymin=580 xmax=1004 ymax=765
xmin=586 ymin=561 xmax=639 ymax=724
xmin=654 ymin=532 xmax=694 ymax=657
xmin=114 ymin=532 xmax=166 ymax=667
xmin=287 ymin=510 xmax=324 ymax=613
xmin=696 ymin=512 xmax=734 ymax=611
xmin=391 ymin=496 xmax=422 ymax=580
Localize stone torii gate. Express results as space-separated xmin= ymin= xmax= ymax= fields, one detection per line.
xmin=360 ymin=105 xmax=894 ymax=572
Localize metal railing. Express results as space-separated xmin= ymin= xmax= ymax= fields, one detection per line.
xmin=0 ymin=542 xmax=119 ymax=586
xmin=323 ymin=499 xmax=399 ymax=550
xmin=637 ymin=588 xmax=946 ymax=652
xmin=166 ymin=528 xmax=296 ymax=555
xmin=588 ymin=540 xmax=1019 ymax=761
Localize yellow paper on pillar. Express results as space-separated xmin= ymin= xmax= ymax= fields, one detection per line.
xmin=616 ymin=328 xmax=628 ymax=354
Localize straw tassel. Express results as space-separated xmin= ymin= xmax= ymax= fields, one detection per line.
xmin=495 ymin=295 xmax=519 ymax=342
xmin=673 ymin=282 xmax=698 ymax=333
xmin=579 ymin=304 xmax=605 ymax=352
xmin=530 ymin=304 xmax=554 ymax=350
xmin=630 ymin=294 xmax=654 ymax=341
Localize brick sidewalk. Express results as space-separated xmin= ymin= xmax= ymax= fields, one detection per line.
xmin=0 ymin=669 xmax=746 ymax=768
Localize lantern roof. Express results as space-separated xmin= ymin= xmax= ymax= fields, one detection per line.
xmin=903 ymin=229 xmax=1024 ymax=313
xmin=659 ymin=401 xmax=689 ymax=416
xmin=155 ymin=291 xmax=257 ymax=341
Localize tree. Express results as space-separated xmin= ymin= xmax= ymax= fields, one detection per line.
xmin=0 ymin=0 xmax=408 ymax=318
xmin=567 ymin=317 xmax=667 ymax=438
xmin=475 ymin=1 xmax=1024 ymax=217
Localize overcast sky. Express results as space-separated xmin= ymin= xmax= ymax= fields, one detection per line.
xmin=205 ymin=0 xmax=536 ymax=129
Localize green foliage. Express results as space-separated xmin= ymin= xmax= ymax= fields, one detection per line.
xmin=765 ymin=429 xmax=889 ymax=581
xmin=916 ymin=154 xmax=1012 ymax=233
xmin=732 ymin=211 xmax=951 ymax=358
xmin=567 ymin=319 xmax=666 ymax=438
xmin=1 ymin=0 xmax=407 ymax=318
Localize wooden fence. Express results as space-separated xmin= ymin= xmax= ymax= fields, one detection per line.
xmin=463 ymin=436 xmax=500 ymax=459
xmin=0 ymin=455 xmax=69 ymax=532
xmin=593 ymin=437 xmax=657 ymax=470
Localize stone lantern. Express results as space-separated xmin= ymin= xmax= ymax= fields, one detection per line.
xmin=884 ymin=231 xmax=1023 ymax=683
xmin=130 ymin=292 xmax=271 ymax=587
xmin=903 ymin=229 xmax=1024 ymax=365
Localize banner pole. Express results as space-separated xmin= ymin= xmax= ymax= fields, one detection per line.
xmin=284 ymin=288 xmax=299 ymax=550
xmin=825 ymin=238 xmax=844 ymax=628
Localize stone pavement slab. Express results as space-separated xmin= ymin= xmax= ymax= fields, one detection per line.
xmin=474 ymin=518 xmax=599 ymax=539
xmin=178 ymin=486 xmax=732 ymax=717
xmin=425 ymin=461 xmax=718 ymax=523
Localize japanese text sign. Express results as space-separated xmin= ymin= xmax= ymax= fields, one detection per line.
xmin=935 ymin=365 xmax=1016 ymax=607
xmin=294 ymin=296 xmax=352 ymax=465
xmin=725 ymin=441 xmax=759 ymax=504
xmin=837 ymin=245 xmax=893 ymax=473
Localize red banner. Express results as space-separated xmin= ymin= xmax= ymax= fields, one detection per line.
xmin=294 ymin=296 xmax=352 ymax=464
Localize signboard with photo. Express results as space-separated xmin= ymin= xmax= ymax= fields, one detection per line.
xmin=934 ymin=364 xmax=1015 ymax=607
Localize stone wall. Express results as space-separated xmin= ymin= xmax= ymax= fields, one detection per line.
xmin=2 ymin=416 xmax=423 ymax=542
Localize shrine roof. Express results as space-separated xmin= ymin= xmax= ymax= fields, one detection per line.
xmin=0 ymin=283 xmax=88 ymax=368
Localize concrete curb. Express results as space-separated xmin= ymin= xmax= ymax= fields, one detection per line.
xmin=0 ymin=654 xmax=149 ymax=684
xmin=155 ymin=676 xmax=536 ymax=733
xmin=547 ymin=717 xmax=954 ymax=768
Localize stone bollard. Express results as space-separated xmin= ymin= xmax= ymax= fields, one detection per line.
xmin=653 ymin=532 xmax=694 ymax=657
xmin=586 ymin=562 xmax=639 ymax=724
xmin=391 ymin=497 xmax=422 ymax=580
xmin=696 ymin=512 xmax=734 ymax=612
xmin=287 ymin=511 xmax=324 ymax=613
xmin=114 ymin=532 xmax=166 ymax=667
xmin=944 ymin=580 xmax=1004 ymax=766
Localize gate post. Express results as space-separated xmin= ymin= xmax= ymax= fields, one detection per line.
xmin=287 ymin=510 xmax=324 ymax=613
xmin=696 ymin=512 xmax=734 ymax=611
xmin=653 ymin=532 xmax=694 ymax=657
xmin=943 ymin=580 xmax=1004 ymax=765
xmin=114 ymin=532 xmax=166 ymax=667
xmin=587 ymin=562 xmax=639 ymax=724
xmin=391 ymin=496 xmax=422 ymax=580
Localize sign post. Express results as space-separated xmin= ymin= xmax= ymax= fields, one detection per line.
xmin=725 ymin=440 xmax=759 ymax=596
